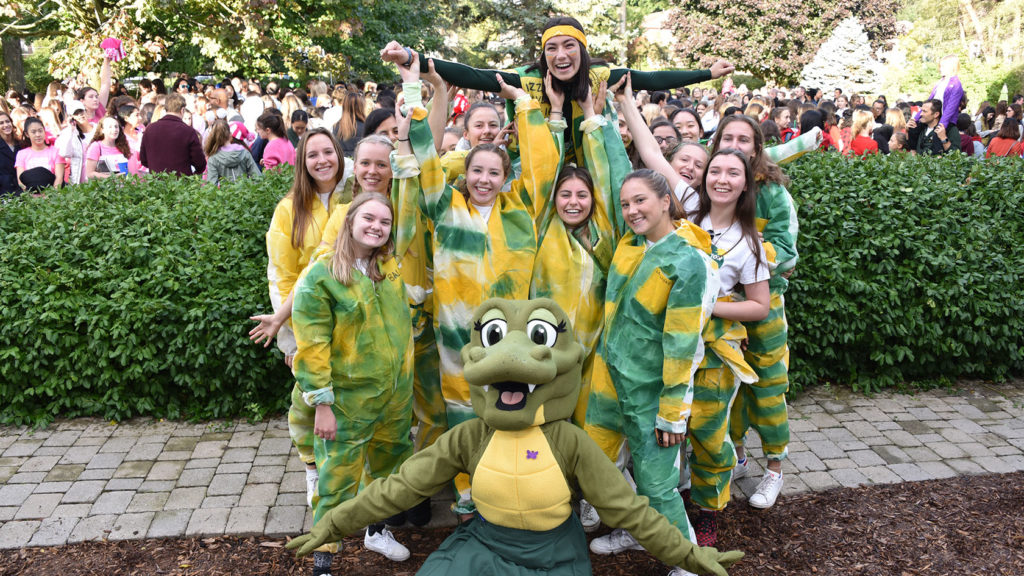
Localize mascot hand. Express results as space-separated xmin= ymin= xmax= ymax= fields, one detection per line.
xmin=285 ymin=522 xmax=342 ymax=558
xmin=684 ymin=546 xmax=744 ymax=576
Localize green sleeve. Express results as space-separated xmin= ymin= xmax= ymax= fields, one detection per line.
xmin=419 ymin=57 xmax=523 ymax=91
xmin=318 ymin=419 xmax=487 ymax=537
xmin=758 ymin=181 xmax=799 ymax=282
xmin=408 ymin=107 xmax=453 ymax=224
xmin=658 ymin=250 xmax=711 ymax=433
xmin=548 ymin=421 xmax=706 ymax=568
xmin=291 ymin=263 xmax=335 ymax=398
xmin=608 ymin=68 xmax=712 ymax=91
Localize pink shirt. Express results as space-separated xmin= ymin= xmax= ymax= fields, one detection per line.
xmin=86 ymin=142 xmax=136 ymax=174
xmin=262 ymin=137 xmax=295 ymax=169
xmin=15 ymin=146 xmax=60 ymax=173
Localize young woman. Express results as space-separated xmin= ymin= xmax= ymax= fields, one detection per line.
xmin=985 ymin=118 xmax=1023 ymax=158
xmin=257 ymin=112 xmax=296 ymax=169
xmin=78 ymin=56 xmax=113 ymax=128
xmin=334 ymin=91 xmax=366 ymax=156
xmin=394 ymin=52 xmax=558 ymax=517
xmin=288 ymin=110 xmax=309 ymax=147
xmin=381 ymin=16 xmax=734 ymax=166
xmin=650 ymin=118 xmax=682 ymax=158
xmin=888 ymin=131 xmax=909 ymax=153
xmin=15 ymin=117 xmax=62 ymax=191
xmin=848 ymin=109 xmax=879 ymax=155
xmin=364 ymin=108 xmax=400 ymax=143
xmin=0 ymin=111 xmax=19 ymax=196
xmin=291 ymin=191 xmax=415 ymax=571
xmin=84 ymin=116 xmax=132 ymax=180
xmin=613 ymin=73 xmax=708 ymax=211
xmin=585 ymin=170 xmax=718 ymax=576
xmin=686 ymin=150 xmax=769 ymax=547
xmin=710 ymin=115 xmax=797 ymax=511
xmin=53 ymin=104 xmax=91 ymax=186
xmin=204 ymin=118 xmax=261 ymax=185
xmin=531 ymin=75 xmax=619 ymax=432
xmin=250 ymin=128 xmax=346 ymax=509
xmin=671 ymin=108 xmax=704 ymax=143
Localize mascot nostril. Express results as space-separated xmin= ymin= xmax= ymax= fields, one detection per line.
xmin=530 ymin=346 xmax=552 ymax=361
xmin=287 ymin=298 xmax=744 ymax=576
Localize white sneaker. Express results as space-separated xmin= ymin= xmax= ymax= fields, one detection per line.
xmin=579 ymin=499 xmax=601 ymax=533
xmin=305 ymin=468 xmax=319 ymax=508
xmin=667 ymin=567 xmax=699 ymax=576
xmin=589 ymin=528 xmax=644 ymax=555
xmin=748 ymin=469 xmax=783 ymax=509
xmin=364 ymin=527 xmax=410 ymax=561
xmin=731 ymin=457 xmax=750 ymax=480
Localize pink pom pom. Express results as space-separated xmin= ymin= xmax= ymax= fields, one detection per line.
xmin=100 ymin=37 xmax=126 ymax=62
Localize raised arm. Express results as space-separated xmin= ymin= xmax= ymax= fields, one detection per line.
xmin=499 ymin=74 xmax=559 ymax=217
xmin=97 ymin=56 xmax=112 ymax=112
xmin=611 ymin=73 xmax=683 ymax=191
xmin=422 ymin=59 xmax=450 ymax=156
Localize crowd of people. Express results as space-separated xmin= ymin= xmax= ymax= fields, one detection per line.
xmin=3 ymin=21 xmax=1022 ymax=576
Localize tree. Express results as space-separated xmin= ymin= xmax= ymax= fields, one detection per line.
xmin=665 ymin=0 xmax=899 ymax=85
xmin=801 ymin=17 xmax=883 ymax=95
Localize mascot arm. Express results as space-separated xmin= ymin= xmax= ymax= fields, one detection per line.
xmin=551 ymin=423 xmax=744 ymax=576
xmin=286 ymin=420 xmax=487 ymax=557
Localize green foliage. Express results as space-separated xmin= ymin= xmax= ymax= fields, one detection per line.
xmin=785 ymin=152 xmax=1024 ymax=393
xmin=0 ymin=173 xmax=294 ymax=426
xmin=666 ymin=0 xmax=900 ymax=85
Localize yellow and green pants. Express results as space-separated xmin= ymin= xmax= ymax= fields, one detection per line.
xmin=729 ymin=292 xmax=790 ymax=461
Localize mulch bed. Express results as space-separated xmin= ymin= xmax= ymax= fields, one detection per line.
xmin=3 ymin=471 xmax=1022 ymax=576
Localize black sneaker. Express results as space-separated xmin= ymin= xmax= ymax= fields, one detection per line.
xmin=693 ymin=509 xmax=718 ymax=547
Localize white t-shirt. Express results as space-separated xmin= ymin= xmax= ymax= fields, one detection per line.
xmin=474 ymin=202 xmax=494 ymax=223
xmin=697 ymin=216 xmax=769 ymax=297
xmin=317 ymin=191 xmax=331 ymax=210
xmin=673 ymin=181 xmax=700 ymax=214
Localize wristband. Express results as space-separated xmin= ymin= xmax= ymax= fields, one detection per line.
xmin=401 ymin=47 xmax=414 ymax=69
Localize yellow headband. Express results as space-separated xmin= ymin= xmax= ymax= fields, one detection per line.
xmin=541 ymin=26 xmax=587 ymax=51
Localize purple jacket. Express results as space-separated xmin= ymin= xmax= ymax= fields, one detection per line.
xmin=914 ymin=76 xmax=963 ymax=127
xmin=140 ymin=115 xmax=206 ymax=176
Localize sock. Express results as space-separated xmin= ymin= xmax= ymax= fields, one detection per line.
xmin=312 ymin=551 xmax=333 ymax=576
xmin=367 ymin=522 xmax=384 ymax=536
xmin=306 ymin=467 xmax=319 ymax=480
xmin=737 ymin=457 xmax=747 ymax=466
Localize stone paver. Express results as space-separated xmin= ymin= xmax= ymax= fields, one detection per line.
xmin=185 ymin=508 xmax=230 ymax=537
xmin=108 ymin=512 xmax=155 ymax=541
xmin=67 ymin=514 xmax=116 ymax=543
xmin=0 ymin=383 xmax=1019 ymax=548
xmin=26 ymin=517 xmax=78 ymax=547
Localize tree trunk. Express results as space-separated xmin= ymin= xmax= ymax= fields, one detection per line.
xmin=2 ymin=37 xmax=26 ymax=93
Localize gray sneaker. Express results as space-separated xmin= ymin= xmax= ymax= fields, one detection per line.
xmin=579 ymin=499 xmax=601 ymax=532
xmin=364 ymin=526 xmax=410 ymax=561
xmin=589 ymin=528 xmax=644 ymax=555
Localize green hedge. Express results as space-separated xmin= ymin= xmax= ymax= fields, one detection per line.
xmin=1 ymin=154 xmax=1022 ymax=425
xmin=0 ymin=173 xmax=294 ymax=425
xmin=785 ymin=152 xmax=1024 ymax=392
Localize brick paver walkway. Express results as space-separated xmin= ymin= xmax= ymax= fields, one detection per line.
xmin=1 ymin=382 xmax=1022 ymax=549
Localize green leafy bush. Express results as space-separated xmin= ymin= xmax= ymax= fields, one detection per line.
xmin=2 ymin=154 xmax=1022 ymax=425
xmin=785 ymin=152 xmax=1024 ymax=393
xmin=0 ymin=173 xmax=294 ymax=425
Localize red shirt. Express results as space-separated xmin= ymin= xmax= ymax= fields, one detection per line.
xmin=850 ymin=135 xmax=879 ymax=156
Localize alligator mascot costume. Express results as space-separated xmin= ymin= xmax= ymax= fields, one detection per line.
xmin=287 ymin=298 xmax=743 ymax=576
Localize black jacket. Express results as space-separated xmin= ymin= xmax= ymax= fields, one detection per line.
xmin=0 ymin=141 xmax=19 ymax=195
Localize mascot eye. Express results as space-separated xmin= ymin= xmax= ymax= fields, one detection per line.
xmin=526 ymin=320 xmax=558 ymax=347
xmin=480 ymin=319 xmax=508 ymax=347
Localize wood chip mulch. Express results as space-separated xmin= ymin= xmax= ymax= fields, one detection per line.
xmin=3 ymin=471 xmax=1022 ymax=576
